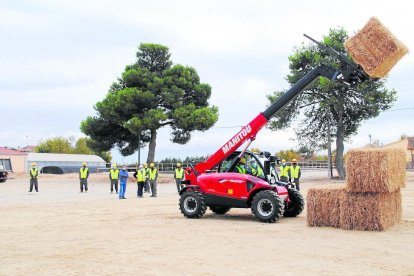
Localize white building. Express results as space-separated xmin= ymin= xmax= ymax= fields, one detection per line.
xmin=27 ymin=153 xmax=106 ymax=174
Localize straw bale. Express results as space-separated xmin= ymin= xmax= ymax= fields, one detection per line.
xmin=307 ymin=185 xmax=345 ymax=228
xmin=346 ymin=148 xmax=406 ymax=193
xmin=344 ymin=17 xmax=408 ymax=78
xmin=340 ymin=190 xmax=402 ymax=231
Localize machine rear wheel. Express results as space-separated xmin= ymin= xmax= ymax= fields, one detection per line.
xmin=210 ymin=206 xmax=231 ymax=215
xmin=179 ymin=190 xmax=207 ymax=219
xmin=283 ymin=188 xmax=304 ymax=217
xmin=251 ymin=190 xmax=284 ymax=223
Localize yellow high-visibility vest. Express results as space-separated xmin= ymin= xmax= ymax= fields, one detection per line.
xmin=279 ymin=165 xmax=290 ymax=177
xmin=290 ymin=165 xmax=300 ymax=179
xmin=110 ymin=169 xmax=119 ymax=180
xmin=30 ymin=168 xmax=38 ymax=178
xmin=136 ymin=169 xmax=146 ymax=182
xmin=149 ymin=168 xmax=157 ymax=180
xmin=80 ymin=167 xmax=89 ymax=179
xmin=175 ymin=168 xmax=184 ymax=179
xmin=252 ymin=166 xmax=264 ymax=177
xmin=235 ymin=165 xmax=245 ymax=174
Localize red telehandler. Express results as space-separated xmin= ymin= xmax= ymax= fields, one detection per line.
xmin=179 ymin=34 xmax=371 ymax=223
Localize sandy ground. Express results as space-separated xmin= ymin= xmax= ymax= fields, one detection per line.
xmin=0 ymin=171 xmax=413 ymax=275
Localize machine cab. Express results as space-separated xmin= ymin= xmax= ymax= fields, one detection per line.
xmin=217 ymin=151 xmax=279 ymax=184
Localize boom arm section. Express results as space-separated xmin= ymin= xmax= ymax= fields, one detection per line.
xmin=194 ymin=64 xmax=338 ymax=174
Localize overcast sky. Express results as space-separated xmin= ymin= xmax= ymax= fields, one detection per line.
xmin=1 ymin=0 xmax=413 ymax=163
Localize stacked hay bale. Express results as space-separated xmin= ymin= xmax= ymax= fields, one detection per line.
xmin=307 ymin=148 xmax=405 ymax=231
xmin=341 ymin=148 xmax=405 ymax=231
xmin=345 ymin=16 xmax=408 ymax=78
xmin=307 ymin=185 xmax=344 ymax=228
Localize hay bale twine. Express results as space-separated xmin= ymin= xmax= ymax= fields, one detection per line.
xmin=344 ymin=17 xmax=408 ymax=78
xmin=307 ymin=185 xmax=345 ymax=228
xmin=340 ymin=190 xmax=402 ymax=231
xmin=346 ymin=148 xmax=406 ymax=193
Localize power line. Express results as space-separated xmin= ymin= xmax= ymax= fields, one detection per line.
xmin=212 ymin=107 xmax=414 ymax=129
xmin=385 ymin=107 xmax=414 ymax=112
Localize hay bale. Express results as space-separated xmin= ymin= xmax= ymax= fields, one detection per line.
xmin=344 ymin=17 xmax=408 ymax=78
xmin=340 ymin=190 xmax=402 ymax=231
xmin=307 ymin=185 xmax=345 ymax=228
xmin=346 ymin=148 xmax=406 ymax=193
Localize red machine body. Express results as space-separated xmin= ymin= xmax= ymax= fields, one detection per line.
xmin=196 ymin=172 xmax=289 ymax=204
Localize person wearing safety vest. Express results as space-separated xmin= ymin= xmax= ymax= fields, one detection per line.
xmin=148 ymin=163 xmax=158 ymax=197
xmin=29 ymin=162 xmax=39 ymax=192
xmin=233 ymin=157 xmax=246 ymax=174
xmin=174 ymin=163 xmax=185 ymax=193
xmin=289 ymin=159 xmax=302 ymax=190
xmin=109 ymin=163 xmax=119 ymax=194
xmin=79 ymin=162 xmax=89 ymax=193
xmin=119 ymin=165 xmax=129 ymax=199
xmin=133 ymin=164 xmax=146 ymax=198
xmin=143 ymin=163 xmax=150 ymax=194
xmin=279 ymin=159 xmax=290 ymax=183
xmin=250 ymin=160 xmax=264 ymax=178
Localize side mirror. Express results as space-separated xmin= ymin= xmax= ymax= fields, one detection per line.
xmin=261 ymin=151 xmax=271 ymax=158
xmin=268 ymin=156 xmax=277 ymax=162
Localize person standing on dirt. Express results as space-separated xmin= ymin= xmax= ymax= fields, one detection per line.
xmin=29 ymin=162 xmax=39 ymax=192
xmin=148 ymin=163 xmax=158 ymax=197
xmin=109 ymin=163 xmax=119 ymax=194
xmin=119 ymin=165 xmax=129 ymax=199
xmin=144 ymin=163 xmax=150 ymax=193
xmin=289 ymin=159 xmax=301 ymax=190
xmin=279 ymin=159 xmax=290 ymax=183
xmin=174 ymin=163 xmax=185 ymax=193
xmin=79 ymin=162 xmax=89 ymax=193
xmin=133 ymin=165 xmax=146 ymax=198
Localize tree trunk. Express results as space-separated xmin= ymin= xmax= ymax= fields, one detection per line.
xmin=147 ymin=129 xmax=157 ymax=163
xmin=335 ymin=121 xmax=346 ymax=179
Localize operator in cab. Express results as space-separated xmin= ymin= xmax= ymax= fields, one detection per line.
xmin=233 ymin=157 xmax=246 ymax=174
xmin=249 ymin=160 xmax=264 ymax=178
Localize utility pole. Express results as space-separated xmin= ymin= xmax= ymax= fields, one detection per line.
xmin=327 ymin=123 xmax=333 ymax=179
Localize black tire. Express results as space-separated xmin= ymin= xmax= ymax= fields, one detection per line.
xmin=210 ymin=206 xmax=231 ymax=215
xmin=0 ymin=179 xmax=6 ymax=183
xmin=251 ymin=190 xmax=284 ymax=223
xmin=283 ymin=188 xmax=304 ymax=217
xmin=179 ymin=190 xmax=207 ymax=219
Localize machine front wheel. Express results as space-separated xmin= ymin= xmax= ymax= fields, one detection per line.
xmin=251 ymin=190 xmax=284 ymax=223
xmin=179 ymin=190 xmax=207 ymax=219
xmin=283 ymin=188 xmax=304 ymax=217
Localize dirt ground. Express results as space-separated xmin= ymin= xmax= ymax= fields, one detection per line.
xmin=0 ymin=171 xmax=413 ymax=275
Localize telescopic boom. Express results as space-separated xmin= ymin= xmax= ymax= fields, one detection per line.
xmin=190 ymin=35 xmax=370 ymax=176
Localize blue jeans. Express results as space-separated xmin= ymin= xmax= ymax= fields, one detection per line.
xmin=119 ymin=182 xmax=126 ymax=198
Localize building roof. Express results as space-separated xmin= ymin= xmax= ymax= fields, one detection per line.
xmin=27 ymin=153 xmax=106 ymax=163
xmin=19 ymin=145 xmax=37 ymax=152
xmin=0 ymin=147 xmax=27 ymax=155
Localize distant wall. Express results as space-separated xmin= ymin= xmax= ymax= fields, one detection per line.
xmin=0 ymin=154 xmax=26 ymax=172
xmin=37 ymin=165 xmax=105 ymax=174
